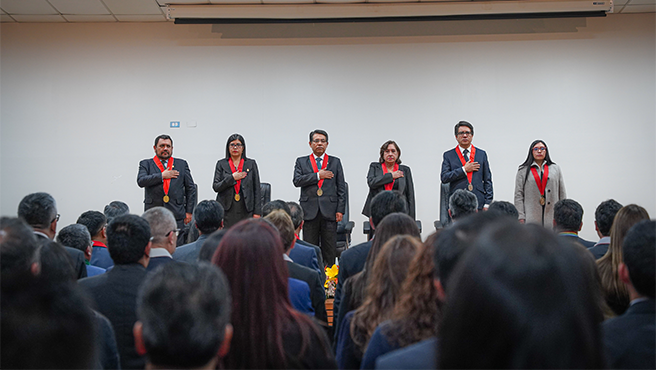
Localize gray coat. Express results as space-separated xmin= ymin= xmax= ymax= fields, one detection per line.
xmin=514 ymin=162 xmax=566 ymax=228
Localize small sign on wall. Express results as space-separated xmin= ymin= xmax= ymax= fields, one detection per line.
xmin=170 ymin=121 xmax=180 ymax=128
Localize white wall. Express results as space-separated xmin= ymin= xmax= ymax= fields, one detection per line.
xmin=1 ymin=13 xmax=654 ymax=244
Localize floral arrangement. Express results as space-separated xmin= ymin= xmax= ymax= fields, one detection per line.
xmin=324 ymin=264 xmax=339 ymax=298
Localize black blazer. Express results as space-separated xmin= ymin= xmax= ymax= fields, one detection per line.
xmin=362 ymin=162 xmax=415 ymax=219
xmin=137 ymin=157 xmax=197 ymax=221
xmin=212 ymin=157 xmax=262 ymax=215
xmin=440 ymin=147 xmax=493 ymax=209
xmin=293 ymin=155 xmax=346 ymax=221
xmin=602 ymin=299 xmax=655 ymax=369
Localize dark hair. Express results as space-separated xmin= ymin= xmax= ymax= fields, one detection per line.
xmin=448 ymin=189 xmax=478 ymax=220
xmin=0 ymin=217 xmax=39 ymax=274
xmin=264 ymin=210 xmax=296 ymax=252
xmin=370 ymin=191 xmax=408 ymax=228
xmin=137 ymin=263 xmax=232 ymax=368
xmin=104 ymin=201 xmax=130 ymax=223
xmin=595 ymin=199 xmax=623 ymax=237
xmin=454 ymin=121 xmax=474 ymax=136
xmin=439 ymin=222 xmax=605 ymax=369
xmin=286 ymin=202 xmax=304 ymax=230
xmin=553 ymin=199 xmax=584 ymax=232
xmin=622 ymin=220 xmax=655 ymax=299
xmin=224 ymin=133 xmax=247 ymax=159
xmin=38 ymin=241 xmax=76 ymax=282
xmin=262 ymin=199 xmax=292 ymax=218
xmin=17 ymin=192 xmax=57 ymax=229
xmin=106 ymin=214 xmax=151 ymax=265
xmin=570 ymin=243 xmax=614 ymax=320
xmin=378 ymin=140 xmax=402 ymax=164
xmin=154 ymin=134 xmax=172 ymax=147
xmin=212 ymin=219 xmax=330 ymax=368
xmin=142 ymin=207 xmax=177 ymax=244
xmin=76 ymin=210 xmax=107 ymax=238
xmin=309 ymin=129 xmax=329 ymax=142
xmin=488 ymin=201 xmax=519 ymax=219
xmin=198 ymin=229 xmax=227 ymax=263
xmin=1 ymin=274 xmax=96 ymax=369
xmin=193 ymin=200 xmax=224 ymax=235
xmin=57 ymin=224 xmax=91 ymax=253
xmin=518 ymin=140 xmax=556 ymax=183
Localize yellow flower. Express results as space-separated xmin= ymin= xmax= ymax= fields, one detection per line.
xmin=325 ymin=264 xmax=339 ymax=279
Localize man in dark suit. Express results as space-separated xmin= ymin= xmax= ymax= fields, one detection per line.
xmin=77 ymin=210 xmax=114 ymax=269
xmin=288 ymin=201 xmax=325 ymax=280
xmin=293 ymin=129 xmax=346 ymax=267
xmin=17 ymin=192 xmax=87 ymax=279
xmin=589 ymin=199 xmax=622 ymax=259
xmin=137 ymin=134 xmax=197 ymax=245
xmin=174 ymin=200 xmax=224 ymax=264
xmin=602 ymin=220 xmax=655 ymax=369
xmin=79 ymin=214 xmax=152 ymax=370
xmin=142 ymin=207 xmax=178 ymax=272
xmin=57 ymin=224 xmax=106 ymax=277
xmin=554 ymin=199 xmax=596 ymax=248
xmin=440 ymin=121 xmax=493 ymax=211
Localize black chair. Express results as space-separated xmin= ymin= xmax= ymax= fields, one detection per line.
xmin=260 ymin=182 xmax=271 ymax=208
xmin=434 ymin=183 xmax=451 ymax=230
xmin=336 ymin=182 xmax=354 ymax=258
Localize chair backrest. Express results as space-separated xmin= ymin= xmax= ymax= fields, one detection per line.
xmin=260 ymin=182 xmax=271 ymax=208
xmin=440 ymin=183 xmax=451 ymax=228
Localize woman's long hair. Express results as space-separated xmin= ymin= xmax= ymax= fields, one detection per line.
xmin=597 ymin=204 xmax=650 ymax=315
xmin=518 ymin=140 xmax=555 ymax=184
xmin=224 ymin=133 xmax=247 ymax=160
xmin=350 ymin=235 xmax=422 ymax=352
xmin=211 ymin=219 xmax=327 ymax=368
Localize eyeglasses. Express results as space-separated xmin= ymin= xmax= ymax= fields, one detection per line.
xmin=457 ymin=131 xmax=472 ymax=137
xmin=533 ymin=147 xmax=547 ymax=152
xmin=229 ymin=143 xmax=243 ymax=148
xmin=167 ymin=229 xmax=180 ymax=237
xmin=312 ymin=139 xmax=327 ymax=144
xmin=51 ymin=214 xmax=60 ymax=223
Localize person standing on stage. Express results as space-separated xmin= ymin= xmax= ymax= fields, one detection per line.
xmin=137 ymin=134 xmax=197 ymax=243
xmin=293 ymin=129 xmax=346 ymax=267
xmin=213 ymin=134 xmax=262 ymax=229
xmin=440 ymin=121 xmax=493 ymax=211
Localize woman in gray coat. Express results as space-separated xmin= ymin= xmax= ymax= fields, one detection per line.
xmin=514 ymin=140 xmax=566 ymax=228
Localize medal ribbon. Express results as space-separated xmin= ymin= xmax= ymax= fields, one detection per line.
xmin=229 ymin=158 xmax=245 ymax=196
xmin=456 ymin=145 xmax=476 ymax=187
xmin=310 ymin=154 xmax=329 ymax=189
xmin=530 ymin=164 xmax=549 ymax=202
xmin=153 ymin=156 xmax=174 ymax=196
xmin=381 ymin=163 xmax=399 ymax=191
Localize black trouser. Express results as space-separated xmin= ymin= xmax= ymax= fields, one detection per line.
xmin=303 ymin=213 xmax=337 ymax=267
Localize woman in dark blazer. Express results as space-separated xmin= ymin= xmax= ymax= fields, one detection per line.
xmin=213 ymin=134 xmax=262 ymax=229
xmin=362 ymin=140 xmax=416 ymax=220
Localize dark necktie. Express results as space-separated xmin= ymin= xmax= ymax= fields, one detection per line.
xmin=316 ymin=157 xmax=322 ymax=168
xmin=463 ymin=149 xmax=469 ymax=163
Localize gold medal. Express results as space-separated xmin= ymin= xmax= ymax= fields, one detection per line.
xmin=540 ymin=196 xmax=546 ymax=206
xmin=317 ymin=188 xmax=323 ymax=197
xmin=467 ymin=183 xmax=473 ymax=191
xmin=163 ymin=195 xmax=170 ymax=203
xmin=234 ymin=194 xmax=240 ymax=202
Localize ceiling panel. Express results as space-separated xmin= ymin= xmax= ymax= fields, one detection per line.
xmin=627 ymin=0 xmax=656 ymax=4
xmin=0 ymin=0 xmax=58 ymax=15
xmin=11 ymin=14 xmax=66 ymax=22
xmin=48 ymin=0 xmax=110 ymax=14
xmin=103 ymin=0 xmax=164 ymax=15
xmin=0 ymin=14 xmax=16 ymax=22
xmin=621 ymin=4 xmax=656 ymax=11
xmin=114 ymin=14 xmax=168 ymax=21
xmin=62 ymin=14 xmax=117 ymax=21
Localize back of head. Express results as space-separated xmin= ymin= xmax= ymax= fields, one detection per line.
xmin=440 ymin=222 xmax=604 ymax=369
xmin=448 ymin=189 xmax=478 ymax=220
xmin=261 ymin=199 xmax=291 ymax=218
xmin=370 ymin=191 xmax=408 ymax=228
xmin=198 ymin=229 xmax=227 ymax=263
xmin=106 ymin=214 xmax=151 ymax=265
xmin=622 ymin=220 xmax=655 ymax=299
xmin=264 ymin=210 xmax=296 ymax=252
xmin=367 ymin=213 xmax=420 ymax=269
xmin=193 ymin=200 xmax=224 ymax=235
xmin=488 ymin=201 xmax=519 ymax=219
xmin=0 ymin=217 xmax=39 ymax=274
xmin=286 ymin=201 xmax=304 ymax=230
xmin=39 ymin=241 xmax=76 ymax=282
xmin=56 ymin=224 xmax=91 ymax=252
xmin=595 ymin=199 xmax=623 ymax=237
xmin=76 ymin=210 xmax=107 ymax=238
xmin=142 ymin=207 xmax=177 ymax=244
xmin=17 ymin=192 xmax=57 ymax=229
xmin=104 ymin=201 xmax=130 ymax=224
xmin=137 ymin=262 xmax=232 ymax=368
xmin=553 ymin=199 xmax=583 ymax=232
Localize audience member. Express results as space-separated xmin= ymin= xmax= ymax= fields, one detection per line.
xmin=288 ymin=200 xmax=325 ymax=278
xmin=142 ymin=206 xmax=178 ymax=271
xmin=77 ymin=210 xmax=114 ymax=269
xmin=174 ymin=200 xmax=224 ymax=263
xmin=104 ymin=200 xmax=130 ymax=224
xmin=553 ymin=198 xmax=595 ymax=248
xmin=212 ymin=219 xmax=336 ymax=368
xmin=597 ymin=204 xmax=650 ymax=315
xmin=440 ymin=222 xmax=605 ymax=368
xmin=198 ymin=229 xmax=227 ymax=262
xmin=487 ymin=200 xmax=519 ymax=219
xmin=57 ymin=224 xmax=106 ymax=277
xmin=602 ymin=220 xmax=655 ymax=369
xmin=79 ymin=214 xmax=152 ymax=369
xmin=590 ymin=199 xmax=623 ymax=259
xmin=0 ymin=216 xmax=40 ymax=275
xmin=448 ymin=188 xmax=478 ymax=222
xmin=336 ymin=235 xmax=422 ymax=369
xmin=134 ymin=263 xmax=233 ymax=370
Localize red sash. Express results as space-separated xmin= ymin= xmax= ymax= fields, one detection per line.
xmin=531 ymin=164 xmax=549 ymax=200
xmin=310 ymin=154 xmax=329 ymax=189
xmin=229 ymin=158 xmax=245 ymax=195
xmin=382 ymin=163 xmax=399 ymax=191
xmin=153 ymin=156 xmax=174 ymax=196
xmin=455 ymin=146 xmax=476 ymax=186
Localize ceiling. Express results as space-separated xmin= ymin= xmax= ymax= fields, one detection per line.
xmin=0 ymin=0 xmax=654 ymax=23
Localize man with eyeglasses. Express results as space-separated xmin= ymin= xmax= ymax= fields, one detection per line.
xmin=142 ymin=207 xmax=179 ymax=272
xmin=138 ymin=134 xmax=197 ymax=246
xmin=293 ymin=129 xmax=346 ymax=267
xmin=441 ymin=121 xmax=493 ymax=213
